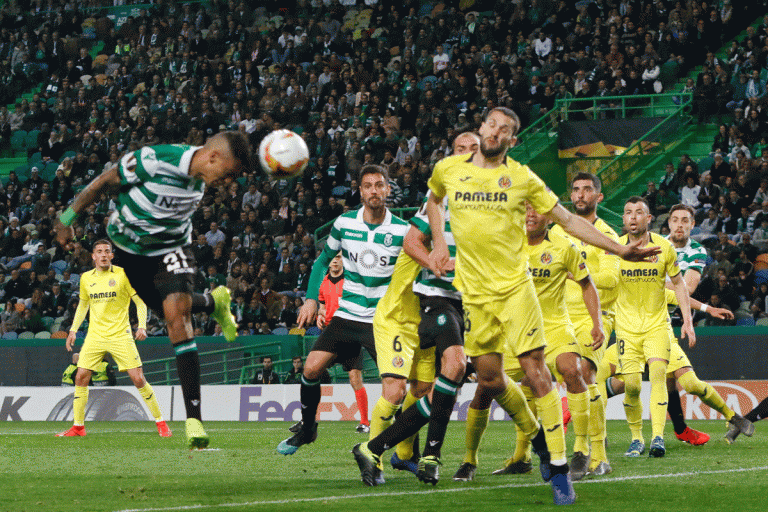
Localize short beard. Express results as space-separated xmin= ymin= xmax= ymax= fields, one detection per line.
xmin=670 ymin=232 xmax=688 ymax=244
xmin=480 ymin=140 xmax=507 ymax=159
xmin=574 ymin=203 xmax=597 ymax=216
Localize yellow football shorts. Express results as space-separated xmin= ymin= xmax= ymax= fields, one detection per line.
xmin=463 ymin=280 xmax=546 ymax=358
xmin=616 ymin=325 xmax=671 ymax=375
xmin=78 ymin=336 xmax=141 ymax=372
xmin=374 ymin=316 xmax=435 ymax=383
xmin=571 ymin=311 xmax=613 ymax=368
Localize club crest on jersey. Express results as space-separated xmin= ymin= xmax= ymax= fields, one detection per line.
xmin=109 ymin=279 xmax=116 ymax=287
xmin=540 ymin=252 xmax=553 ymax=265
xmin=383 ymin=233 xmax=393 ymax=247
xmin=392 ymin=356 xmax=404 ymax=368
xmin=498 ymin=176 xmax=512 ymax=189
xmin=578 ymin=262 xmax=586 ymax=270
xmin=648 ymin=254 xmax=659 ymax=263
xmin=437 ymin=314 xmax=447 ymax=326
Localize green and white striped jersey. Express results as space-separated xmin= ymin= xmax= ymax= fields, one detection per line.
xmin=106 ymin=145 xmax=205 ymax=257
xmin=409 ymin=194 xmax=461 ymax=300
xmin=327 ymin=208 xmax=409 ymax=322
xmin=666 ymin=236 xmax=707 ymax=275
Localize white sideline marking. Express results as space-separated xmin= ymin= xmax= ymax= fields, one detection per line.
xmin=114 ymin=465 xmax=768 ymax=512
xmin=1 ymin=427 xmax=284 ymax=436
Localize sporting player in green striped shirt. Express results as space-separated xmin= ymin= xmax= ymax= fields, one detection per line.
xmin=278 ymin=164 xmax=410 ymax=456
xmin=55 ymin=132 xmax=252 ymax=449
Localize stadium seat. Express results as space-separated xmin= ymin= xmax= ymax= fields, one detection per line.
xmin=756 ymin=318 xmax=768 ymax=327
xmin=34 ymin=331 xmax=51 ymax=339
xmin=41 ymin=317 xmax=54 ymax=331
xmin=26 ymin=130 xmax=40 ymax=150
xmin=1 ymin=332 xmax=18 ymax=339
xmin=18 ymin=331 xmax=35 ymax=339
xmin=62 ymin=150 xmax=77 ymax=160
xmin=288 ymin=327 xmax=305 ymax=336
xmin=75 ymin=331 xmax=85 ymax=338
xmin=51 ymin=331 xmax=68 ymax=339
xmin=19 ymin=261 xmax=31 ymax=270
xmin=272 ymin=327 xmax=289 ymax=335
xmin=43 ymin=161 xmax=59 ymax=180
xmin=305 ymin=326 xmax=321 ymax=336
xmin=10 ymin=130 xmax=27 ymax=152
xmin=736 ymin=318 xmax=756 ymax=326
xmin=29 ymin=152 xmax=42 ymax=163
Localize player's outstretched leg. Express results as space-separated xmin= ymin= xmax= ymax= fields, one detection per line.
xmin=390 ymin=390 xmax=420 ymax=475
xmin=728 ymin=395 xmax=768 ymax=443
xmin=278 ymin=374 xmax=321 ymax=455
xmin=417 ymin=375 xmax=461 ymax=486
xmin=352 ymin=442 xmax=382 ymax=486
xmin=725 ymin=414 xmax=755 ymax=444
xmin=354 ymin=395 xmax=431 ymax=485
xmin=209 ymin=286 xmax=238 ymax=343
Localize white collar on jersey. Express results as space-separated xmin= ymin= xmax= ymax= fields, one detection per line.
xmin=356 ymin=206 xmax=391 ymax=228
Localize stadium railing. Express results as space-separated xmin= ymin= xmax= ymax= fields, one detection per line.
xmin=554 ymin=92 xmax=694 ymax=215
xmin=114 ymin=334 xmax=379 ymax=386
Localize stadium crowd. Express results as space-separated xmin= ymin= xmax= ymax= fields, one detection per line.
xmin=0 ymin=0 xmax=766 ymax=339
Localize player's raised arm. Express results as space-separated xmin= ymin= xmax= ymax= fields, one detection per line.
xmin=576 ymin=275 xmax=604 ymax=349
xmin=548 ymin=203 xmax=661 ymax=261
xmin=55 ymin=165 xmax=122 ymax=246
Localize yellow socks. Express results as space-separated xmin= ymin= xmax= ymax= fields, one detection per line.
xmin=73 ymin=385 xmax=88 ymax=426
xmin=369 ymin=396 xmax=400 ymax=440
xmin=463 ymin=406 xmax=490 ymax=466
xmin=395 ymin=390 xmax=420 ymax=460
xmin=677 ymin=371 xmax=734 ymax=420
xmin=568 ymin=390 xmax=590 ymax=454
xmin=512 ymin=422 xmax=533 ymax=463
xmin=538 ymin=388 xmax=566 ymax=464
xmin=138 ymin=383 xmax=163 ymax=421
xmin=649 ymin=360 xmax=668 ymax=438
xmin=496 ymin=381 xmax=539 ymax=438
xmin=587 ymin=383 xmax=608 ymax=464
xmin=623 ymin=372 xmax=643 ymax=442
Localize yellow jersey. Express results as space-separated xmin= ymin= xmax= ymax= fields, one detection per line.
xmin=615 ymin=233 xmax=680 ymax=336
xmin=551 ymin=218 xmax=619 ymax=317
xmin=372 ymin=251 xmax=421 ymax=330
xmin=428 ymin=153 xmax=559 ymax=297
xmin=526 ymin=229 xmax=590 ymax=331
xmin=72 ymin=265 xmax=147 ymax=342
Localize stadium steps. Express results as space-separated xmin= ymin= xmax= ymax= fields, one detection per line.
xmin=601 ymin=14 xmax=764 ymax=212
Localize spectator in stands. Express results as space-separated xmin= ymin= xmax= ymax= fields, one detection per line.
xmin=706 ymin=292 xmax=736 ymax=326
xmin=251 ymin=356 xmax=279 ymax=385
xmin=681 ymin=176 xmax=702 ymax=211
xmin=283 ymin=356 xmax=305 ymax=385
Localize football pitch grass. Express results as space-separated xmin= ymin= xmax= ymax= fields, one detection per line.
xmin=1 ymin=420 xmax=766 ymax=512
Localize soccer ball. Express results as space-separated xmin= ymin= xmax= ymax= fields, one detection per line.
xmin=258 ymin=129 xmax=309 ymax=179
